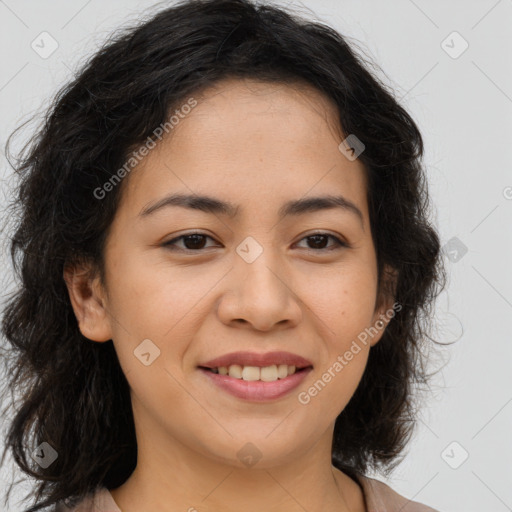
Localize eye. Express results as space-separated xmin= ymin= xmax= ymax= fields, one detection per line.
xmin=295 ymin=232 xmax=349 ymax=251
xmin=162 ymin=232 xmax=219 ymax=251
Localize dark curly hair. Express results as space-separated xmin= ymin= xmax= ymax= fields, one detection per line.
xmin=0 ymin=0 xmax=446 ymax=510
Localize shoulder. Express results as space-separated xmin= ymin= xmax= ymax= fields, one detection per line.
xmin=53 ymin=487 xmax=121 ymax=512
xmin=353 ymin=473 xmax=441 ymax=512
xmin=53 ymin=477 xmax=441 ymax=512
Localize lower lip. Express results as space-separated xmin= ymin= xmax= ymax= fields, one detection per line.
xmin=198 ymin=367 xmax=313 ymax=402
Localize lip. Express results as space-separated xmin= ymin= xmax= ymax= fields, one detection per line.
xmin=199 ymin=366 xmax=313 ymax=402
xmin=198 ymin=351 xmax=313 ymax=369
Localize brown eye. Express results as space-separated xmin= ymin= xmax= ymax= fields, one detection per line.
xmin=296 ymin=233 xmax=348 ymax=251
xmin=163 ymin=233 xmax=218 ymax=251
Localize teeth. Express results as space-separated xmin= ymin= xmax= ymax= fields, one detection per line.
xmin=228 ymin=364 xmax=243 ymax=379
xmin=260 ymin=365 xmax=278 ymax=382
xmin=212 ymin=364 xmax=298 ymax=381
xmin=277 ymin=364 xmax=289 ymax=379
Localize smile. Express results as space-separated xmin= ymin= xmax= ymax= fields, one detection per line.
xmin=198 ymin=365 xmax=313 ymax=402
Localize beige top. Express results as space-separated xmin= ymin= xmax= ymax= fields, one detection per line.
xmin=55 ymin=473 xmax=440 ymax=511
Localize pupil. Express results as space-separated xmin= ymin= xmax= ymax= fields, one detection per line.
xmin=309 ymin=235 xmax=327 ymax=249
xmin=185 ymin=234 xmax=205 ymax=249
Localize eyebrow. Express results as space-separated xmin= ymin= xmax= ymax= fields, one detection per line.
xmin=139 ymin=193 xmax=364 ymax=227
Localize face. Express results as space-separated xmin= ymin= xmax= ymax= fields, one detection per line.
xmin=66 ymin=78 xmax=394 ymax=470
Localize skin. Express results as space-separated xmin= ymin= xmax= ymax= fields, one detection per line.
xmin=65 ymin=78 xmax=396 ymax=512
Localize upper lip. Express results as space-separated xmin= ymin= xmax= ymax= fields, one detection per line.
xmin=199 ymin=351 xmax=313 ymax=369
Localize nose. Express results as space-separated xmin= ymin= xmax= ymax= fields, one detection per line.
xmin=216 ymin=246 xmax=303 ymax=332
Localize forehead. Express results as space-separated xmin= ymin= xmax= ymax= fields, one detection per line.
xmin=177 ymin=77 xmax=345 ymax=151
xmin=119 ymin=78 xmax=368 ymax=219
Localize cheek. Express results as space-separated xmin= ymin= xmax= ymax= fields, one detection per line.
xmin=303 ymin=306 xmax=372 ymax=420
xmin=105 ymin=247 xmax=209 ymax=333
xmin=299 ymin=331 xmax=370 ymax=423
xmin=308 ymin=262 xmax=378 ymax=342
xmin=105 ymin=254 xmax=223 ymax=377
xmin=312 ymin=266 xmax=378 ymax=413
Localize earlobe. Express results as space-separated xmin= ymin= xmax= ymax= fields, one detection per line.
xmin=368 ymin=301 xmax=394 ymax=347
xmin=63 ymin=262 xmax=112 ymax=342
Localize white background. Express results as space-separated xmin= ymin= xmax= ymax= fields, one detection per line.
xmin=1 ymin=1 xmax=511 ymax=511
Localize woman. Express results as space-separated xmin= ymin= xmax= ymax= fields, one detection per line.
xmin=1 ymin=0 xmax=445 ymax=510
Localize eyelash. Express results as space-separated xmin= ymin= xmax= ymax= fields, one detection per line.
xmin=162 ymin=231 xmax=349 ymax=253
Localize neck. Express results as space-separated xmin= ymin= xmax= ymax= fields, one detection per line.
xmin=109 ymin=399 xmax=366 ymax=512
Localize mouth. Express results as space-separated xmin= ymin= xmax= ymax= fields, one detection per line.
xmin=197 ymin=351 xmax=313 ymax=401
xmin=198 ymin=363 xmax=312 ymax=381
xmin=198 ymin=350 xmax=313 ymax=381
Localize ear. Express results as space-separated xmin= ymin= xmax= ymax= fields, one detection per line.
xmin=63 ymin=261 xmax=113 ymax=342
xmin=368 ymin=265 xmax=399 ymax=348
